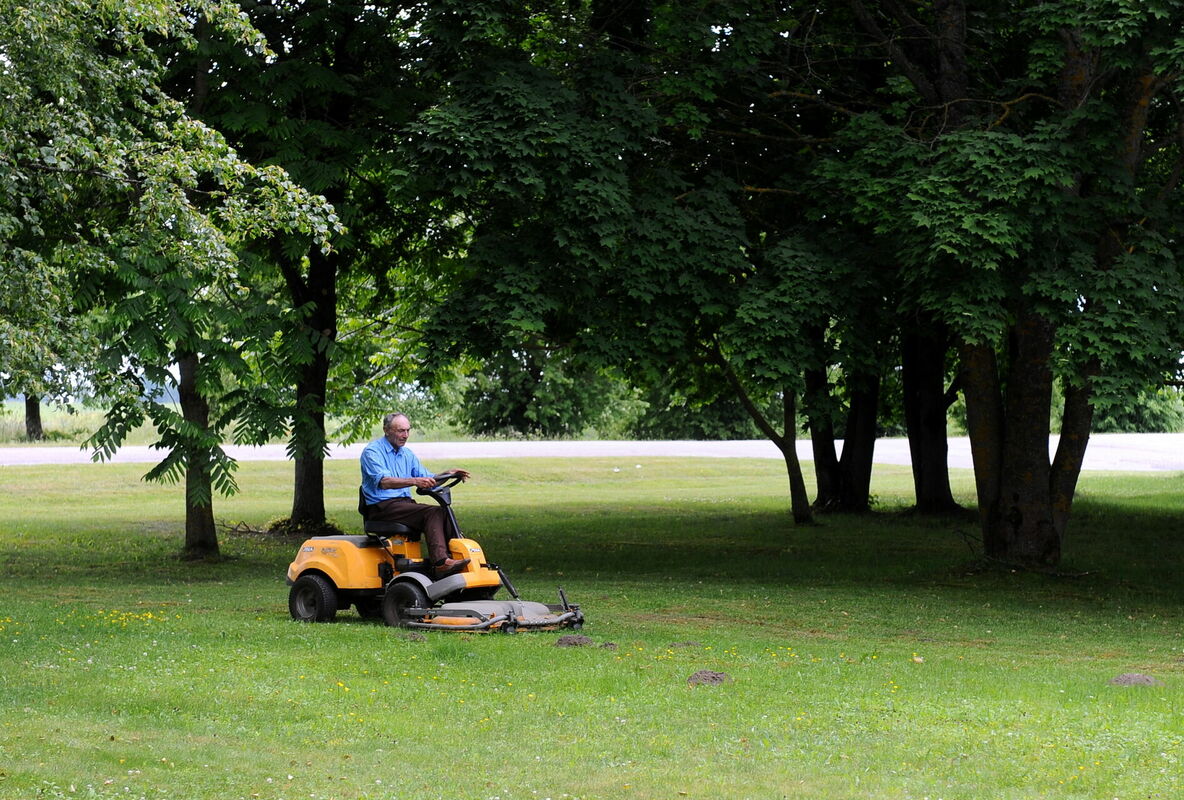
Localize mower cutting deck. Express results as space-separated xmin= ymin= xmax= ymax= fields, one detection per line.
xmin=285 ymin=472 xmax=584 ymax=633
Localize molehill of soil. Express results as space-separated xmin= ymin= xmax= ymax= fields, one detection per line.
xmin=687 ymin=669 xmax=732 ymax=686
xmin=1108 ymin=672 xmax=1164 ymax=687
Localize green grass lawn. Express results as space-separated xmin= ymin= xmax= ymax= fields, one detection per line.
xmin=1 ymin=457 xmax=1181 ymax=799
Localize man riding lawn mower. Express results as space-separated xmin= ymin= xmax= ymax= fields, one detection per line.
xmin=285 ymin=472 xmax=584 ymax=632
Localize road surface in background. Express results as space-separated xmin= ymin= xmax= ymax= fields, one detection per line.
xmin=1 ymin=433 xmax=1182 ymax=471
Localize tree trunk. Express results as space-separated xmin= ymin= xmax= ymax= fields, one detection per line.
xmin=177 ymin=351 xmax=219 ymax=559
xmin=286 ymin=245 xmax=337 ymax=527
xmin=1051 ymin=373 xmax=1095 ymax=537
xmin=901 ymin=320 xmax=960 ymax=513
xmin=838 ymin=378 xmax=879 ymax=513
xmin=992 ymin=312 xmax=1059 ymax=564
xmin=779 ymin=390 xmax=813 ymax=524
xmin=805 ymin=366 xmax=878 ymax=512
xmin=712 ymin=345 xmax=812 ymax=523
xmin=804 ymin=365 xmax=842 ymax=508
xmin=290 ymin=371 xmax=328 ymax=526
xmin=959 ymin=339 xmax=1004 ymax=546
xmin=960 ymin=311 xmax=1065 ymax=567
xmin=24 ymin=394 xmax=44 ymax=441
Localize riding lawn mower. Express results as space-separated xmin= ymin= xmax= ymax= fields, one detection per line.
xmin=285 ymin=472 xmax=584 ymax=632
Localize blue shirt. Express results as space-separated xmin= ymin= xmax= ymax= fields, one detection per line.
xmin=359 ymin=437 xmax=433 ymax=505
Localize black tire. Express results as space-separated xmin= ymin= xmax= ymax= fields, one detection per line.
xmin=289 ymin=574 xmax=338 ymax=622
xmin=382 ymin=581 xmax=429 ymax=628
xmin=354 ymin=597 xmax=383 ymax=620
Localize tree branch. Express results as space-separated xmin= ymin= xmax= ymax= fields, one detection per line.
xmin=742 ymin=186 xmax=800 ymax=196
xmin=988 ymin=92 xmax=1058 ymax=129
xmin=768 ymin=89 xmax=858 ymax=117
xmin=709 ymin=338 xmax=786 ymax=448
xmin=848 ymin=0 xmax=939 ymax=106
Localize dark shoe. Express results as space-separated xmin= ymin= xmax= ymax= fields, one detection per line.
xmin=434 ymin=557 xmax=470 ymax=577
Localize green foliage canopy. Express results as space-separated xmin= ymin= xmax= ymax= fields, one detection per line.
xmin=0 ymin=0 xmax=336 ymax=512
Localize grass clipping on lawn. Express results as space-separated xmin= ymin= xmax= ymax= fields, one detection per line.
xmin=0 ymin=456 xmax=1181 ymax=800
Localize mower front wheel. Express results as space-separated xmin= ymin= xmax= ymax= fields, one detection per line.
xmin=382 ymin=582 xmax=428 ymax=628
xmin=289 ymin=574 xmax=338 ymax=622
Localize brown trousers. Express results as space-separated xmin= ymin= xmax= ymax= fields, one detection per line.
xmin=367 ymin=498 xmax=451 ymax=563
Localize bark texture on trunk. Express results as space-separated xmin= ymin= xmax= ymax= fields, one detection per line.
xmin=24 ymin=394 xmax=44 ymax=441
xmin=805 ymin=366 xmax=879 ymax=513
xmin=177 ymin=351 xmax=219 ymax=559
xmin=838 ymin=379 xmax=879 ymax=513
xmin=283 ymin=244 xmax=338 ymax=528
xmin=901 ymin=322 xmax=960 ymax=513
xmin=959 ymin=339 xmax=1004 ymax=546
xmin=959 ymin=311 xmax=1070 ymax=567
xmin=991 ymin=312 xmax=1058 ymax=565
xmin=1050 ymin=374 xmax=1095 ymax=537
xmin=290 ymin=353 xmax=330 ymax=525
xmin=780 ymin=390 xmax=814 ymax=524
xmin=805 ymin=365 xmax=842 ymax=508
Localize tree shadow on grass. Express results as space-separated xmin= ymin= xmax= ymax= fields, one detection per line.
xmin=5 ymin=477 xmax=1183 ymax=614
xmin=467 ymin=493 xmax=1184 ymax=610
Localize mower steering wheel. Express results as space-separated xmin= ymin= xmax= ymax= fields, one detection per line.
xmin=417 ymin=470 xmax=464 ymax=495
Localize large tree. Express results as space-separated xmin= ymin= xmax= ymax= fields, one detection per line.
xmin=171 ymin=0 xmax=447 ymax=530
xmin=408 ymin=1 xmax=902 ymax=522
xmin=824 ymin=1 xmax=1184 ymax=565
xmin=0 ymin=0 xmax=334 ymax=557
xmin=411 ymin=0 xmax=1184 ymax=565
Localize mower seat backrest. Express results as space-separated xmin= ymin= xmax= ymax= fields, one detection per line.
xmin=358 ymin=487 xmax=418 ymax=539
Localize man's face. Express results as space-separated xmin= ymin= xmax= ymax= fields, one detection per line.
xmin=385 ymin=417 xmax=412 ymax=448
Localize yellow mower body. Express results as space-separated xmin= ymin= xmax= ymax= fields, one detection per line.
xmin=286 ymin=473 xmax=583 ymax=632
xmin=286 ymin=535 xmax=501 ymax=593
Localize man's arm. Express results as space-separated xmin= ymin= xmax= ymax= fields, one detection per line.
xmin=435 ymin=468 xmax=472 ymax=481
xmin=380 ymin=468 xmax=470 ymax=489
xmin=379 ymin=475 xmax=436 ymax=490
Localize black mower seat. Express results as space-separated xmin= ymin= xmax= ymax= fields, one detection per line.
xmin=358 ymin=487 xmax=417 ymax=538
xmin=363 ymin=519 xmax=417 ymax=537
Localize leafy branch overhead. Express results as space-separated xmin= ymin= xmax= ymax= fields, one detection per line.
xmin=1 ymin=0 xmax=339 ymax=553
xmin=407 ymin=0 xmax=1184 ymax=561
xmin=7 ymin=0 xmax=1184 ymax=567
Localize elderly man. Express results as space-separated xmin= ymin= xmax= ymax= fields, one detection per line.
xmin=359 ymin=413 xmax=472 ymax=576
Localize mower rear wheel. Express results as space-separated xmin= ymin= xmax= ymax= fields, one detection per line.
xmin=382 ymin=582 xmax=428 ymax=628
xmin=289 ymin=574 xmax=338 ymax=622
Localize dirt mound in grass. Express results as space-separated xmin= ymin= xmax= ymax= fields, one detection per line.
xmin=555 ymin=634 xmax=595 ymax=647
xmin=1108 ymin=672 xmax=1164 ymax=687
xmin=687 ymin=669 xmax=732 ymax=686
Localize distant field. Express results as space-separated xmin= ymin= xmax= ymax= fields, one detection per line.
xmin=1 ymin=457 xmax=1181 ymax=798
xmin=0 ymin=399 xmax=120 ymax=444
xmin=0 ymin=399 xmax=464 ymax=447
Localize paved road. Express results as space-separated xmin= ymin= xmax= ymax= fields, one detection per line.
xmin=1 ymin=433 xmax=1182 ymax=471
